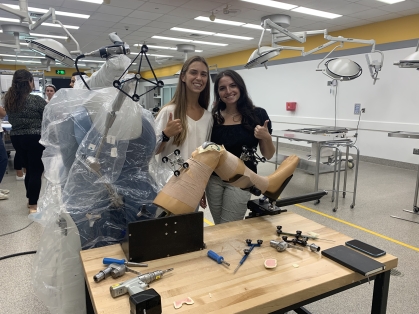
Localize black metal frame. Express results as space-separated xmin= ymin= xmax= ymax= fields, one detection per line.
xmin=270 ymin=270 xmax=391 ymax=314
xmin=113 ymin=44 xmax=164 ymax=102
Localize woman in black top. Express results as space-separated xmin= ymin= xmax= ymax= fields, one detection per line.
xmin=205 ymin=69 xmax=275 ymax=224
xmin=4 ymin=69 xmax=47 ymax=213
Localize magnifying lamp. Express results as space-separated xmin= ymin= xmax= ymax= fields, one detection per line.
xmin=245 ymin=47 xmax=280 ymax=69
xmin=323 ymin=58 xmax=362 ymax=81
xmin=394 ymin=39 xmax=419 ymax=69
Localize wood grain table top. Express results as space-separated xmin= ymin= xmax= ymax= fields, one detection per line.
xmin=80 ymin=212 xmax=398 ymax=314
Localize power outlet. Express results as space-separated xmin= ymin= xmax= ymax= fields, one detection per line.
xmin=413 ymin=148 xmax=419 ymax=155
xmin=354 ymin=103 xmax=361 ymax=115
xmin=361 ymin=108 xmax=365 ymax=113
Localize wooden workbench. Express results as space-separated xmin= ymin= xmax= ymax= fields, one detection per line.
xmin=80 ymin=212 xmax=398 ymax=313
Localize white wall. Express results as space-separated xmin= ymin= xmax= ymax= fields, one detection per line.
xmin=235 ymin=47 xmax=419 ymax=164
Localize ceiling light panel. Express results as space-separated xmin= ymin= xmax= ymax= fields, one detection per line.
xmin=3 ymin=4 xmax=90 ymax=19
xmin=194 ymin=16 xmax=245 ymax=26
xmin=376 ymin=0 xmax=405 ymax=3
xmin=192 ymin=40 xmax=228 ymax=46
xmin=0 ymin=54 xmax=43 ymax=58
xmin=240 ymin=0 xmax=297 ymax=10
xmin=242 ymin=24 xmax=263 ymax=29
xmin=291 ymin=7 xmax=342 ymax=19
xmin=30 ymin=33 xmax=67 ymax=39
xmin=214 ymin=33 xmax=253 ymax=40
xmin=2 ymin=59 xmax=41 ymax=63
xmin=75 ymin=0 xmax=103 ymax=3
xmin=171 ymin=27 xmax=215 ymax=35
xmin=152 ymin=36 xmax=228 ymax=46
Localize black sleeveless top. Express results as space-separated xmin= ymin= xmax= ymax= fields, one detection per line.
xmin=210 ymin=107 xmax=272 ymax=173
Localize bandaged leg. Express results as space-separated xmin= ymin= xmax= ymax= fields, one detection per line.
xmin=153 ymin=143 xmax=299 ymax=215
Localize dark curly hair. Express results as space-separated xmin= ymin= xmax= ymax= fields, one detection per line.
xmin=212 ymin=69 xmax=260 ymax=131
xmin=4 ymin=69 xmax=34 ymax=113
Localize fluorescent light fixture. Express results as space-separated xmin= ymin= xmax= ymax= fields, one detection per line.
xmin=136 ymin=36 xmax=227 ymax=46
xmin=20 ymin=42 xmax=28 ymax=46
xmin=152 ymin=36 xmax=192 ymax=42
xmin=83 ymin=59 xmax=106 ymax=63
xmin=30 ymin=33 xmax=67 ymax=39
xmin=242 ymin=24 xmax=263 ymax=29
xmin=195 ymin=16 xmax=245 ymax=26
xmin=240 ymin=0 xmax=297 ymax=10
xmin=0 ymin=53 xmax=43 ymax=58
xmin=0 ymin=17 xmax=19 ymax=23
xmin=2 ymin=59 xmax=41 ymax=63
xmin=376 ymin=0 xmax=405 ymax=3
xmin=291 ymin=7 xmax=342 ymax=19
xmin=148 ymin=54 xmax=173 ymax=58
xmin=135 ymin=44 xmax=176 ymax=50
xmin=3 ymin=4 xmax=90 ymax=19
xmin=214 ymin=33 xmax=253 ymax=40
xmin=192 ymin=40 xmax=228 ymax=46
xmin=75 ymin=0 xmax=103 ymax=3
xmin=171 ymin=27 xmax=214 ymax=35
xmin=42 ymin=23 xmax=79 ymax=30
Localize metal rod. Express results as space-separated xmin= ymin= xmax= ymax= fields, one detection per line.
xmin=390 ymin=216 xmax=419 ymax=224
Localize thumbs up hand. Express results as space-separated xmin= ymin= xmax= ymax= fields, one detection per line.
xmin=163 ymin=112 xmax=182 ymax=137
xmin=254 ymin=120 xmax=270 ymax=140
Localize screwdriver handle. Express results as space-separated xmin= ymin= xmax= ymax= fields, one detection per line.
xmin=103 ymin=257 xmax=125 ymax=265
xmin=207 ymin=250 xmax=230 ymax=266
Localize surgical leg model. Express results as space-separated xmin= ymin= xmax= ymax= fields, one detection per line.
xmin=154 ymin=142 xmax=299 ymax=215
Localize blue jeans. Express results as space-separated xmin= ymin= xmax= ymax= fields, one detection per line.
xmin=0 ymin=133 xmax=8 ymax=183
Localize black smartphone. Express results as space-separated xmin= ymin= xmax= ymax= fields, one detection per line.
xmin=345 ymin=240 xmax=386 ymax=257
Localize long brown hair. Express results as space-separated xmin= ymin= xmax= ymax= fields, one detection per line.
xmin=212 ymin=69 xmax=258 ymax=131
xmin=4 ymin=69 xmax=33 ymax=113
xmin=164 ymin=55 xmax=210 ymax=146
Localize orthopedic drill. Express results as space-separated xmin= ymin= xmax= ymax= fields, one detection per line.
xmin=110 ymin=269 xmax=173 ymax=313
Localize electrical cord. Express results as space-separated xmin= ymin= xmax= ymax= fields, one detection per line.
xmin=75 ymin=55 xmax=90 ymax=90
xmin=0 ymin=221 xmax=34 ymax=237
xmin=352 ymin=111 xmax=362 ymax=145
xmin=0 ymin=251 xmax=36 ymax=261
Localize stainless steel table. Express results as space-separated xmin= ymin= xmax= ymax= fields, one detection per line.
xmin=271 ymin=130 xmax=352 ymax=192
xmin=388 ymin=131 xmax=419 ymax=213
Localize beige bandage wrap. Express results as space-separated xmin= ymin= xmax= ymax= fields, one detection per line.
xmin=214 ymin=149 xmax=269 ymax=192
xmin=153 ymin=144 xmax=222 ymax=215
xmin=153 ymin=143 xmax=300 ymax=215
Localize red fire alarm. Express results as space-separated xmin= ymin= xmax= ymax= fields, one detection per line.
xmin=286 ymin=102 xmax=297 ymax=111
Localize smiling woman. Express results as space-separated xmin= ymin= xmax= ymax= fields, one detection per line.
xmin=205 ymin=69 xmax=275 ymax=224
xmin=154 ymin=56 xmax=214 ymax=209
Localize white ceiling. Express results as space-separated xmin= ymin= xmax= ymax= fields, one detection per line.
xmin=1 ymin=0 xmax=419 ymax=71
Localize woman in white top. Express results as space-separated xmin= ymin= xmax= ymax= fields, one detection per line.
xmin=45 ymin=84 xmax=56 ymax=103
xmin=155 ymin=55 xmax=213 ymax=208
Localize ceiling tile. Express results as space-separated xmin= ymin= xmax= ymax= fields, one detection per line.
xmin=102 ymin=0 xmax=145 ymax=10
xmin=29 ymin=0 xmax=66 ymax=6
xmin=397 ymin=7 xmax=419 ymax=16
xmin=83 ymin=19 xmax=115 ymax=28
xmin=128 ymin=10 xmax=164 ymax=20
xmin=137 ymin=2 xmax=178 ymax=14
xmin=61 ymin=0 xmax=100 ymax=12
xmin=119 ymin=17 xmax=154 ymax=26
xmin=327 ymin=3 xmax=372 ymax=15
xmin=146 ymin=20 xmax=180 ymax=29
xmin=181 ymin=0 xmax=222 ymax=12
xmin=90 ymin=13 xmax=125 ymax=23
xmin=354 ymin=0 xmax=388 ymax=9
xmin=348 ymin=8 xmax=392 ymax=19
xmin=148 ymin=0 xmax=190 ymax=6
xmin=97 ymin=5 xmax=133 ymax=16
xmin=365 ymin=12 xmax=404 ymax=22
xmin=155 ymin=14 xmax=191 ymax=24
xmin=167 ymin=7 xmax=207 ymax=18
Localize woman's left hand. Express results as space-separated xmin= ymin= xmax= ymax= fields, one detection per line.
xmin=254 ymin=120 xmax=270 ymax=140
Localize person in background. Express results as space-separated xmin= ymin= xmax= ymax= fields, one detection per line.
xmin=4 ymin=69 xmax=47 ymax=213
xmin=205 ymin=69 xmax=275 ymax=224
xmin=70 ymin=72 xmax=86 ymax=88
xmin=154 ymin=55 xmax=213 ymax=209
xmin=45 ymin=84 xmax=56 ymax=103
xmin=0 ymin=106 xmax=9 ymax=200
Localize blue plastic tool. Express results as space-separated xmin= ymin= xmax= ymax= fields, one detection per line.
xmin=207 ymin=250 xmax=230 ymax=267
xmin=103 ymin=257 xmax=148 ymax=267
xmin=233 ymin=239 xmax=263 ymax=274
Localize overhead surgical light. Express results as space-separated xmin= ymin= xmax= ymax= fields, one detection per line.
xmin=245 ymin=15 xmax=304 ymax=69
xmin=27 ymin=38 xmax=74 ymax=66
xmin=394 ymin=39 xmax=419 ymax=69
xmin=0 ymin=1 xmax=81 ymax=64
xmin=246 ymin=14 xmax=384 ymax=84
